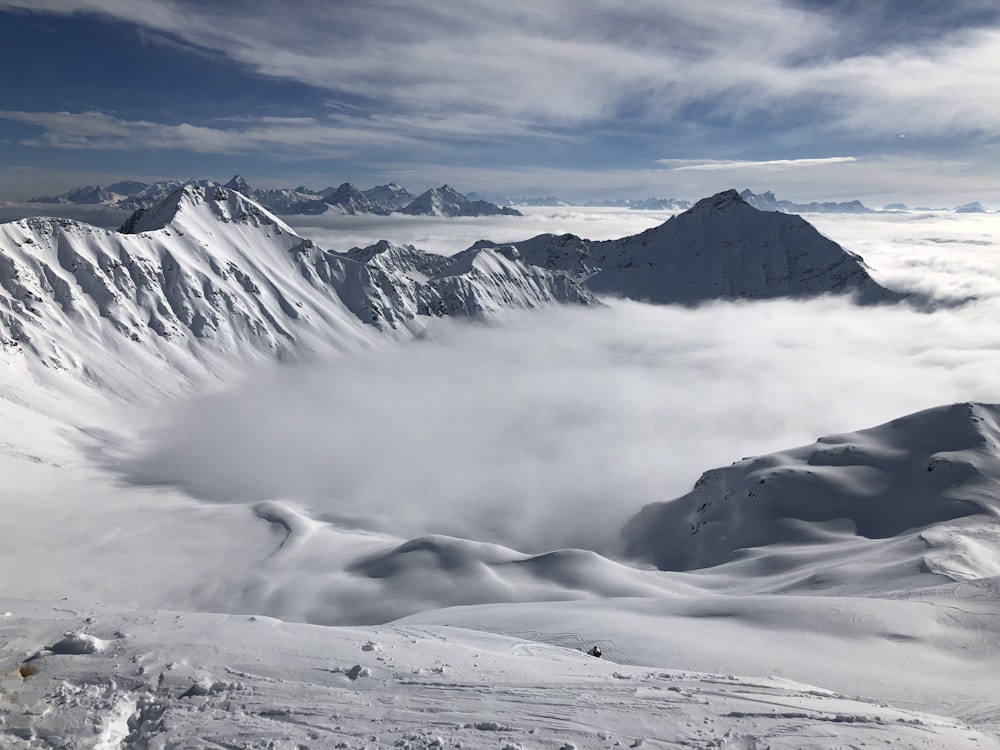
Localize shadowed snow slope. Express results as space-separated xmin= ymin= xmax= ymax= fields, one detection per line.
xmin=622 ymin=401 xmax=1000 ymax=581
xmin=0 ymin=183 xmax=594 ymax=396
xmin=477 ymin=189 xmax=903 ymax=304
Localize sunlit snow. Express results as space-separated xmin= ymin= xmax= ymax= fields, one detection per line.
xmin=1 ymin=191 xmax=999 ymax=748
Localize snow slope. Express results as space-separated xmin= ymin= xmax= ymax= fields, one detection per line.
xmin=1 ymin=200 xmax=999 ymax=747
xmin=0 ymin=183 xmax=595 ymax=396
xmin=7 ymin=599 xmax=994 ymax=750
xmin=621 ymin=401 xmax=1000 ymax=578
xmin=482 ymin=190 xmax=902 ymax=304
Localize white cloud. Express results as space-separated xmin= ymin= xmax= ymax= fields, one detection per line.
xmin=287 ymin=206 xmax=673 ymax=255
xmin=116 ymin=212 xmax=1000 ymax=557
xmin=0 ymin=109 xmax=419 ymax=156
xmin=367 ymin=156 xmax=1000 ymax=207
xmin=659 ymin=157 xmax=858 ymax=172
xmin=5 ymin=0 xmax=1000 ymax=143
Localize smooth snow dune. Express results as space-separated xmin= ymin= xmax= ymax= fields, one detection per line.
xmin=196 ymin=513 xmax=691 ymax=626
xmin=622 ymin=402 xmax=1000 ymax=580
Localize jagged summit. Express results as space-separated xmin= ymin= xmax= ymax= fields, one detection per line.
xmin=496 ymin=189 xmax=902 ymax=305
xmin=323 ymin=182 xmax=379 ymax=215
xmin=687 ymin=188 xmax=746 ymax=214
xmin=0 ymin=184 xmax=595 ymax=391
xmin=223 ymin=174 xmax=253 ymax=197
xmin=344 ymin=239 xmax=451 ymax=278
xmin=119 ymin=182 xmax=297 ymax=236
xmin=401 ymin=185 xmax=522 ymax=217
xmin=622 ymin=401 xmax=1000 ymax=582
xmin=362 ymin=183 xmax=414 ymax=212
xmin=27 ymin=177 xmax=517 ymax=218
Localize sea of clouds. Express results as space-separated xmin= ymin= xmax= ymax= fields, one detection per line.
xmin=117 ymin=208 xmax=1000 ymax=555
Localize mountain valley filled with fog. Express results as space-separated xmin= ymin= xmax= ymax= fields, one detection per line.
xmin=1 ymin=182 xmax=998 ymax=748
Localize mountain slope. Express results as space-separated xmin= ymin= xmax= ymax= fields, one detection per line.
xmin=489 ymin=189 xmax=901 ymax=304
xmin=0 ymin=183 xmax=594 ymax=395
xmin=10 ymin=598 xmax=993 ymax=750
xmin=621 ymin=401 xmax=1000 ymax=583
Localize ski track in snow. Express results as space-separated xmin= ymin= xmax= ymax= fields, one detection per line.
xmin=1 ymin=195 xmax=1000 ymax=746
xmin=2 ymin=601 xmax=996 ymax=750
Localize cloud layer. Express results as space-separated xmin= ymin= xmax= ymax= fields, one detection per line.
xmin=117 ymin=211 xmax=1000 ymax=556
xmin=7 ymin=0 xmax=993 ymax=141
xmin=1 ymin=1 xmax=999 ymax=204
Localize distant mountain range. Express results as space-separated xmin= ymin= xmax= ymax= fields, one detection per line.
xmin=738 ymin=189 xmax=873 ymax=214
xmin=467 ymin=193 xmax=694 ymax=211
xmin=28 ymin=180 xmax=994 ymax=218
xmin=29 ymin=176 xmax=522 ymax=218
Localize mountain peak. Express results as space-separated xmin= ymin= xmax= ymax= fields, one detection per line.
xmin=223 ymin=175 xmax=253 ymax=197
xmin=955 ymin=201 xmax=986 ymax=213
xmin=688 ymin=189 xmax=747 ymax=214
xmin=512 ymin=189 xmax=902 ymax=305
xmin=120 ymin=182 xmax=297 ymax=236
xmin=400 ymin=185 xmax=522 ymax=217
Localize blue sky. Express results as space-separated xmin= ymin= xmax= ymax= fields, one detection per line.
xmin=0 ymin=0 xmax=998 ymax=205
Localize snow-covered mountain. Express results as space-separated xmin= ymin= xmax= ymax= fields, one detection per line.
xmin=27 ymin=176 xmax=517 ymax=218
xmin=740 ymin=188 xmax=873 ymax=214
xmin=584 ymin=196 xmax=692 ymax=210
xmin=474 ymin=189 xmax=902 ymax=305
xmin=0 ymin=183 xmax=594 ymax=391
xmin=505 ymin=195 xmax=572 ymax=207
xmin=315 ymin=181 xmax=381 ymax=215
xmin=362 ymin=182 xmax=415 ymax=212
xmin=280 ymin=182 xmax=418 ymax=216
xmin=2 ymin=187 xmax=999 ymax=746
xmin=621 ymin=400 xmax=1000 ymax=597
xmin=400 ymin=184 xmax=523 ymax=217
xmin=627 ymin=196 xmax=692 ymax=211
xmin=955 ymin=200 xmax=988 ymax=213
